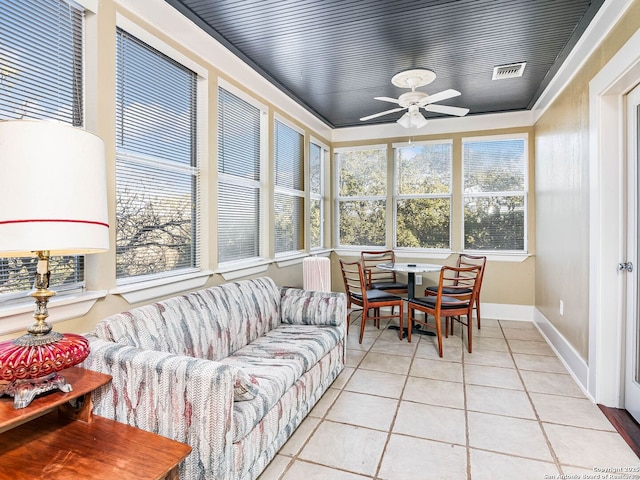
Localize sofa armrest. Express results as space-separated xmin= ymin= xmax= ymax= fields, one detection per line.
xmin=280 ymin=287 xmax=347 ymax=326
xmin=82 ymin=336 xmax=234 ymax=480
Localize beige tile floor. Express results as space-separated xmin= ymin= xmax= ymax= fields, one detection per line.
xmin=258 ymin=315 xmax=640 ymax=480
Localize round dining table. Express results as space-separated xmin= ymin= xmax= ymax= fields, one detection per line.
xmin=376 ymin=262 xmax=442 ymax=337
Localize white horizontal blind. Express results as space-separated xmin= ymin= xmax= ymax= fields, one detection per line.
xmin=463 ymin=137 xmax=527 ymax=251
xmin=217 ymin=87 xmax=263 ymax=263
xmin=395 ymin=142 xmax=452 ymax=249
xmin=274 ymin=119 xmax=304 ymax=254
xmin=0 ymin=0 xmax=85 ymax=300
xmin=115 ymin=28 xmax=199 ymax=282
xmin=335 ymin=147 xmax=387 ymax=247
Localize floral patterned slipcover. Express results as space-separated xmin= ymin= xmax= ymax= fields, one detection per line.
xmin=82 ymin=277 xmax=346 ymax=480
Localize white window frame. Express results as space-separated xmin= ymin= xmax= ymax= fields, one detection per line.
xmin=392 ymin=139 xmax=453 ymax=252
xmin=110 ymin=16 xmax=211 ymax=304
xmin=309 ymin=137 xmax=328 ymax=251
xmin=461 ymin=132 xmax=529 ymax=253
xmin=334 ymin=144 xmax=388 ymax=250
xmin=273 ymin=114 xmax=305 ymax=258
xmin=215 ymin=78 xmax=269 ymax=274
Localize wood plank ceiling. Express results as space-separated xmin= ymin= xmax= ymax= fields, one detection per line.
xmin=166 ymin=0 xmax=605 ymax=129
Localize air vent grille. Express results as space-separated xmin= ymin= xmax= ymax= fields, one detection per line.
xmin=492 ymin=62 xmax=527 ymax=80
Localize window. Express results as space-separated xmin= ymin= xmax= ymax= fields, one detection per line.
xmin=217 ymin=86 xmax=265 ymax=264
xmin=115 ymin=29 xmax=199 ymax=282
xmin=274 ymin=118 xmax=304 ymax=255
xmin=335 ymin=146 xmax=387 ymax=247
xmin=462 ymin=136 xmax=527 ymax=251
xmin=394 ymin=141 xmax=452 ymax=249
xmin=0 ymin=0 xmax=85 ymax=300
xmin=309 ymin=140 xmax=327 ymax=250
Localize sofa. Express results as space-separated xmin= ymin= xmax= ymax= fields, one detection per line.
xmin=82 ymin=277 xmax=347 ymax=480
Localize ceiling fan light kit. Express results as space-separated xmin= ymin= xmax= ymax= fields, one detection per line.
xmin=360 ymin=68 xmax=469 ymax=128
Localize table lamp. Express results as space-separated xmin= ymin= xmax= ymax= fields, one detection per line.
xmin=0 ymin=120 xmax=109 ymax=408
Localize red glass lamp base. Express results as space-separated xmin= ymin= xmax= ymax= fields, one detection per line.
xmin=0 ymin=333 xmax=90 ymax=408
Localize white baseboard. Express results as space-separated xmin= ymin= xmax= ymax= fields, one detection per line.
xmin=533 ymin=308 xmax=591 ymax=400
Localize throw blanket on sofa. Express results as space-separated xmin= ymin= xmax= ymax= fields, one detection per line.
xmin=82 ymin=277 xmax=347 ymax=480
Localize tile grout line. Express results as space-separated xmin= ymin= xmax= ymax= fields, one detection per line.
xmin=275 ymin=311 xmax=368 ymax=480
xmin=372 ymin=315 xmax=421 ymax=480
xmin=499 ymin=319 xmax=565 ymax=476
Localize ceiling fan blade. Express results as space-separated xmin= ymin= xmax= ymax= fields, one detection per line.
xmin=374 ymin=96 xmax=401 ymax=104
xmin=360 ymin=107 xmax=405 ymax=121
xmin=423 ymin=104 xmax=470 ymax=117
xmin=419 ymin=89 xmax=461 ymax=106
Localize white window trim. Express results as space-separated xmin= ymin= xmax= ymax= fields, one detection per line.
xmin=110 ymin=270 xmax=213 ymax=304
xmin=310 ymin=137 xmax=328 ymax=251
xmin=0 ymin=290 xmax=107 ymax=336
xmin=216 ymin=79 xmax=270 ymax=268
xmin=114 ymin=19 xmax=208 ymax=289
xmin=274 ymin=115 xmax=305 ymax=258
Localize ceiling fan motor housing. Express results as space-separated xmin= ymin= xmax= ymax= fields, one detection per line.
xmin=398 ymin=91 xmax=429 ymax=108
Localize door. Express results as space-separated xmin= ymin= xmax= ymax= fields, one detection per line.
xmin=624 ymin=83 xmax=640 ymax=422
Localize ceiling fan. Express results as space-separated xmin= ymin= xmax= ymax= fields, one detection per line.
xmin=360 ymin=69 xmax=469 ymax=128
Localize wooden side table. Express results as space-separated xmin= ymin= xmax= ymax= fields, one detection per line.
xmin=0 ymin=367 xmax=191 ymax=480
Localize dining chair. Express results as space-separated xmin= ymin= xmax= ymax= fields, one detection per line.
xmin=408 ymin=265 xmax=482 ymax=357
xmin=339 ymin=259 xmax=405 ymax=344
xmin=360 ymin=250 xmax=408 ymax=313
xmin=424 ymin=253 xmax=486 ymax=329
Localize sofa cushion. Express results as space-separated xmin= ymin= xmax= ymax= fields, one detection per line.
xmin=223 ymin=324 xmax=342 ymax=442
xmin=280 ymin=292 xmax=345 ymax=327
xmin=93 ymin=277 xmax=281 ymax=361
xmin=239 ymin=324 xmax=343 ymax=373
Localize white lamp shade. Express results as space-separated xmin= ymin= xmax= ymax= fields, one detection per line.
xmin=0 ymin=120 xmax=109 ymax=256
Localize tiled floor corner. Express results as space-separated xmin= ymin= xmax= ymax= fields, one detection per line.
xmin=258 ymin=315 xmax=639 ymax=479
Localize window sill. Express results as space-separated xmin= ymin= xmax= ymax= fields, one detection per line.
xmin=111 ymin=270 xmax=213 ymax=304
xmin=0 ymin=290 xmax=107 ymax=337
xmin=275 ymin=252 xmax=308 ymax=268
xmin=216 ymin=260 xmax=271 ymax=281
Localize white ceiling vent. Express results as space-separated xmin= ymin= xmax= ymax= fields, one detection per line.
xmin=492 ymin=62 xmax=526 ymax=80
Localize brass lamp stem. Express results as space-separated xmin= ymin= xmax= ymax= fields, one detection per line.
xmin=13 ymin=250 xmax=63 ymax=347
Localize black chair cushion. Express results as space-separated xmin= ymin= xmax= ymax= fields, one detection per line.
xmin=370 ymin=282 xmax=408 ymax=290
xmin=425 ymin=286 xmax=472 ymax=295
xmin=410 ymin=295 xmax=469 ymax=309
xmin=353 ymin=289 xmax=402 ymax=302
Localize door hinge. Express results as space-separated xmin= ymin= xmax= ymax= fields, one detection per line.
xmin=618 ymin=262 xmax=634 ymax=272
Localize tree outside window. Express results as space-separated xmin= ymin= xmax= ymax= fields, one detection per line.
xmin=335 ymin=147 xmax=387 ymax=247
xmin=395 ymin=141 xmax=452 ymax=249
xmin=463 ymin=137 xmax=527 ymax=251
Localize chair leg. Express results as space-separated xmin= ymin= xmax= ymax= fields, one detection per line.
xmin=397 ymin=303 xmax=404 ymax=340
xmin=435 ymin=315 xmax=443 ymax=357
xmin=467 ymin=314 xmax=473 ymax=353
xmin=475 ymin=298 xmax=481 ymax=329
xmin=359 ymin=310 xmax=367 ymax=344
xmin=407 ymin=307 xmax=413 ymax=343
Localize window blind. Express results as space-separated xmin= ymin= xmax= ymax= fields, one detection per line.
xmin=463 ymin=138 xmax=526 ymax=251
xmin=0 ymin=0 xmax=84 ymax=299
xmin=217 ymin=87 xmax=263 ymax=263
xmin=274 ymin=120 xmax=304 ymax=254
xmin=115 ymin=28 xmax=199 ymax=281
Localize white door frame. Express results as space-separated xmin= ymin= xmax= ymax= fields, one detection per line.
xmin=589 ymin=27 xmax=640 ymax=406
xmin=624 ymin=84 xmax=640 ymax=418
